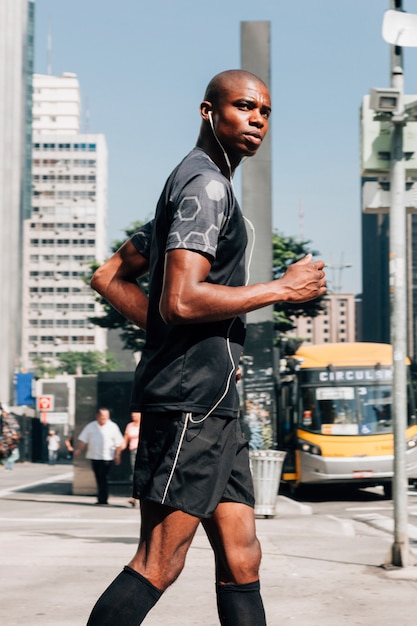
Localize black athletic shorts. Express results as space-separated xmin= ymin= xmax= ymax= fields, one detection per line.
xmin=132 ymin=412 xmax=255 ymax=518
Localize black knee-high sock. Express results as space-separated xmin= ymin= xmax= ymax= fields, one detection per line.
xmin=87 ymin=566 xmax=163 ymax=626
xmin=216 ymin=580 xmax=266 ymax=626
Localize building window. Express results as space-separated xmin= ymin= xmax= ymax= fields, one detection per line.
xmin=40 ymin=320 xmax=53 ymax=327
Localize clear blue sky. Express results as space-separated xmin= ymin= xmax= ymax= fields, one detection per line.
xmin=33 ymin=0 xmax=417 ymax=295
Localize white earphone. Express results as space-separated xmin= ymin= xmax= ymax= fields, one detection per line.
xmin=208 ymin=109 xmax=214 ymax=130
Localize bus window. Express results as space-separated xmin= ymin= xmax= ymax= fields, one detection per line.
xmin=300 ymin=387 xmax=358 ymax=435
xmin=358 ymin=385 xmax=392 ymax=434
xmin=300 ymin=381 xmax=414 ymax=436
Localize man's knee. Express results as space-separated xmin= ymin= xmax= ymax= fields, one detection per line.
xmin=221 ymin=536 xmax=262 ymax=584
xmin=237 ymin=536 xmax=262 ymax=575
xmin=204 ymin=502 xmax=262 ymax=583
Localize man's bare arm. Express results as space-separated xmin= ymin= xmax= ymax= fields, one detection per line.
xmin=73 ymin=440 xmax=87 ymax=458
xmin=159 ymin=249 xmax=326 ymax=325
xmin=91 ymin=240 xmax=149 ymax=330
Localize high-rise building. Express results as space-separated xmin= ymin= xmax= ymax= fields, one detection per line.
xmin=21 ymin=73 xmax=108 ymax=369
xmin=361 ymin=93 xmax=417 ymax=357
xmin=0 ymin=0 xmax=34 ymax=402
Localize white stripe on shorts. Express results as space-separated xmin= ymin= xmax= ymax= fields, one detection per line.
xmin=161 ymin=412 xmax=190 ymax=505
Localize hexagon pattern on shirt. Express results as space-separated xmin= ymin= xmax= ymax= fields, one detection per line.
xmin=168 ymin=178 xmax=227 ymax=254
xmin=205 ymin=179 xmax=226 ymax=202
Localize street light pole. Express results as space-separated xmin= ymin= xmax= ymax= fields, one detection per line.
xmin=375 ymin=0 xmax=417 ymax=568
xmin=388 ymin=65 xmax=410 ymax=567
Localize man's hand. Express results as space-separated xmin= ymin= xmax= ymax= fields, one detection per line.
xmin=73 ymin=441 xmax=86 ymax=459
xmin=277 ymin=254 xmax=326 ymax=304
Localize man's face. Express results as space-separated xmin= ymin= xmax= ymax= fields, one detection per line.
xmin=96 ymin=409 xmax=110 ymax=426
xmin=210 ymin=76 xmax=271 ymax=164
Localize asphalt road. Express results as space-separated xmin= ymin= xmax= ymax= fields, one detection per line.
xmin=1 ymin=463 xmax=417 ymax=625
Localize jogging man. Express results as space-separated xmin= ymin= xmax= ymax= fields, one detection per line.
xmin=87 ymin=69 xmax=326 ymax=625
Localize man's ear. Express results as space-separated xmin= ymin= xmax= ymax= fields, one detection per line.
xmin=200 ymin=100 xmax=213 ymax=122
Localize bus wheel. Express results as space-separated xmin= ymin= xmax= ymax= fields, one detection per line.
xmin=383 ymin=482 xmax=393 ymax=499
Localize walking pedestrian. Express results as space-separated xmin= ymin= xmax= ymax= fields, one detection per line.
xmin=121 ymin=412 xmax=141 ymax=507
xmin=4 ymin=444 xmax=20 ymax=470
xmin=87 ymin=69 xmax=326 ymax=624
xmin=46 ymin=429 xmax=60 ymax=465
xmin=65 ymin=432 xmax=74 ymax=460
xmin=74 ymin=408 xmax=124 ymax=505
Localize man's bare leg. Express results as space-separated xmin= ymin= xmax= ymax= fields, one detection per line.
xmin=86 ymin=501 xmax=201 ymax=625
xmin=128 ymin=500 xmax=202 ymax=589
xmin=202 ymin=501 xmax=266 ymax=625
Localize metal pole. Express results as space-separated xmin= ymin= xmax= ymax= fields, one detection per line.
xmin=390 ymin=0 xmax=403 ymax=73
xmin=388 ymin=65 xmax=410 ymax=567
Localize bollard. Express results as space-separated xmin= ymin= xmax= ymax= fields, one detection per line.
xmin=249 ymin=449 xmax=286 ymax=518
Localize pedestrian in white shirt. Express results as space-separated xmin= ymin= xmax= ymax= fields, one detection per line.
xmin=74 ymin=407 xmax=124 ymax=505
xmin=46 ymin=430 xmax=60 ymax=465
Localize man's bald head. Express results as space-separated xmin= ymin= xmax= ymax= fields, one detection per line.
xmin=203 ymin=69 xmax=268 ymax=107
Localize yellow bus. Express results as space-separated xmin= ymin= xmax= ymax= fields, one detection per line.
xmin=277 ymin=342 xmax=417 ymax=497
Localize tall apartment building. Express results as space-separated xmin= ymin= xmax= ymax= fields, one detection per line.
xmin=21 ymin=73 xmax=108 ymax=369
xmin=0 ymin=0 xmax=34 ymax=402
xmin=287 ymin=293 xmax=356 ymax=345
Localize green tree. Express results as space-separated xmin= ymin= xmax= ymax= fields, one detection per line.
xmin=272 ymin=231 xmax=326 ymax=336
xmin=57 ymin=351 xmax=120 ymax=374
xmin=32 ymin=351 xmax=120 ymax=377
xmin=32 ymin=356 xmax=58 ymax=379
xmin=86 ymin=221 xmax=149 ymax=353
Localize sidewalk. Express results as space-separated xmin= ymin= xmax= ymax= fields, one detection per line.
xmin=1 ymin=462 xmax=417 ymax=625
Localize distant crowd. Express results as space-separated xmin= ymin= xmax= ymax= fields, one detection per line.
xmin=0 ymin=403 xmax=21 ymax=470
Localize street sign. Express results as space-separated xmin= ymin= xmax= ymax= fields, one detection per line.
xmin=46 ymin=412 xmax=68 ymax=424
xmin=36 ymin=395 xmax=54 ymax=411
